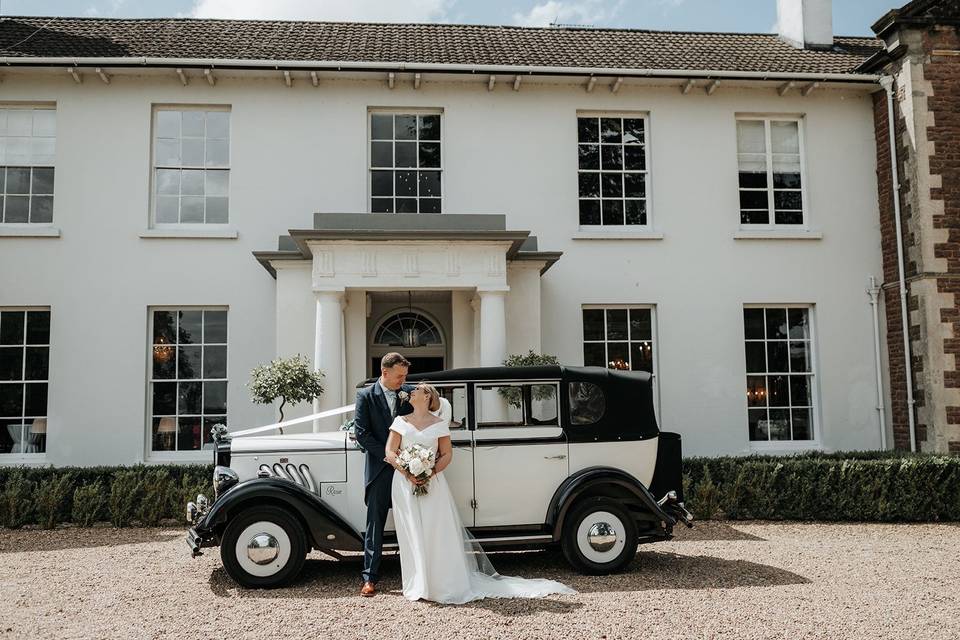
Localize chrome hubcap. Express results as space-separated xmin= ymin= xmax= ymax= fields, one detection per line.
xmin=246 ymin=532 xmax=280 ymax=565
xmin=587 ymin=522 xmax=617 ymax=552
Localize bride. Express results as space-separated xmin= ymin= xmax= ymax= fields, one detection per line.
xmin=384 ymin=382 xmax=576 ymax=604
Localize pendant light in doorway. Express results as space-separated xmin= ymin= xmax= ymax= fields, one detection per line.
xmin=402 ymin=291 xmax=422 ymax=348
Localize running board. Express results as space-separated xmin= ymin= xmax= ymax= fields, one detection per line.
xmin=382 ymin=534 xmax=553 ymax=550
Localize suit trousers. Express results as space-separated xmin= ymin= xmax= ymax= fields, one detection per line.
xmin=361 ymin=466 xmax=394 ymax=583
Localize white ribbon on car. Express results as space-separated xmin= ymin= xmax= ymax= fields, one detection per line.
xmin=229 ymin=404 xmax=356 ymax=438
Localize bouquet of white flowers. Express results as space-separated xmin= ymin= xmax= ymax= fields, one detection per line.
xmin=395 ymin=443 xmax=435 ymax=496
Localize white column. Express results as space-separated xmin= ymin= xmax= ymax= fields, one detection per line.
xmin=313 ymin=289 xmax=345 ymax=432
xmin=478 ymin=289 xmax=508 ymax=366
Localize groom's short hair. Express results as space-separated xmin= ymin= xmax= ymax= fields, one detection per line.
xmin=381 ymin=352 xmax=410 ymax=369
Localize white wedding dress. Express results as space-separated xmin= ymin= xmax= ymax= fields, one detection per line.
xmin=389 ymin=413 xmax=576 ymax=604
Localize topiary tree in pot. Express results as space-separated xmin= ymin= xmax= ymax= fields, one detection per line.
xmin=248 ymin=354 xmax=325 ymax=434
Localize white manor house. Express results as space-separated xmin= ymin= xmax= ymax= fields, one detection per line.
xmin=0 ymin=2 xmax=897 ymax=466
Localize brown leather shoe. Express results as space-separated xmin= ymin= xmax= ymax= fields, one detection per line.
xmin=360 ymin=581 xmax=377 ymax=597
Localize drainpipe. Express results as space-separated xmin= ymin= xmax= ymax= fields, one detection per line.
xmin=867 ymin=276 xmax=887 ymax=450
xmin=881 ymin=74 xmax=918 ymax=452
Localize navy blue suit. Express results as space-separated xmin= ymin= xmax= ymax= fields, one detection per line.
xmin=353 ymin=380 xmax=412 ymax=583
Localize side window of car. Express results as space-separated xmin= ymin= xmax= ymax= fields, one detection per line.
xmin=437 ymin=384 xmax=468 ymax=430
xmin=475 ymin=383 xmax=559 ymax=427
xmin=568 ymin=382 xmax=605 ymax=425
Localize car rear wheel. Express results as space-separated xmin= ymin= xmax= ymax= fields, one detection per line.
xmin=220 ymin=505 xmax=307 ymax=588
xmin=561 ymin=497 xmax=638 ymax=575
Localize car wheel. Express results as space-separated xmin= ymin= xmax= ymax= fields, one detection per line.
xmin=561 ymin=497 xmax=638 ymax=575
xmin=220 ymin=505 xmax=307 ymax=588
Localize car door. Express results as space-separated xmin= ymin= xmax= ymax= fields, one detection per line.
xmin=436 ymin=383 xmax=475 ymax=526
xmin=471 ymin=381 xmax=567 ymax=528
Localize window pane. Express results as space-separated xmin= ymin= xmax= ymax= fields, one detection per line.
xmin=182 ymin=111 xmax=205 ymax=137
xmin=153 ymin=311 xmax=176 ymax=344
xmin=768 ymin=375 xmax=789 ymax=407
xmin=156 ymin=169 xmax=180 ymax=195
xmin=24 ymin=382 xmax=47 ymax=416
xmin=24 ymin=347 xmax=48 ymax=380
xmin=181 ymin=170 xmax=204 ymax=196
xmin=419 ymin=198 xmax=441 ymax=214
xmin=204 ymin=310 xmax=227 ymax=343
xmin=775 ymin=210 xmax=803 ymax=225
xmin=203 ymin=417 xmax=227 ymax=446
xmin=395 ymin=115 xmax=417 ymax=140
xmin=569 ymin=381 xmax=605 ymax=425
xmin=205 ymin=139 xmax=229 ymax=167
xmin=26 ymin=311 xmax=49 ymax=344
xmin=370 ymin=114 xmax=393 ymax=140
xmin=578 ymin=144 xmax=599 ymax=170
xmin=766 ymin=309 xmax=788 ymax=339
xmin=0 ymin=383 xmax=22 ymax=416
xmin=206 ymin=111 xmax=230 ymax=139
xmin=419 ymin=142 xmax=441 ymax=168
xmin=203 ymin=345 xmax=227 ymax=378
xmin=768 ymin=408 xmax=791 ymax=440
xmin=629 ymin=308 xmax=651 ymax=340
xmin=180 ymin=196 xmax=204 ymax=223
xmin=152 ymin=416 xmax=176 ymax=451
xmin=583 ymin=309 xmax=605 ymax=340
xmin=371 ymin=141 xmax=393 ymax=167
xmin=623 ymin=145 xmax=645 ymax=170
xmin=774 ymin=191 xmax=802 ymax=210
xmin=153 ymin=343 xmax=176 ymax=378
xmin=606 ymin=309 xmax=628 ymax=340
xmin=178 ymin=381 xmax=202 ymax=414
xmin=0 ymin=312 xmax=24 ymax=345
xmin=607 ymin=342 xmax=629 ymax=369
xmin=179 ymin=310 xmax=203 ymax=344
xmin=623 ymin=118 xmax=644 ymax=144
xmin=205 ymin=197 xmax=228 ymax=224
xmin=578 ymin=200 xmax=600 ymax=225
xmin=156 ymin=197 xmax=179 ymax=223
xmin=177 ymin=416 xmax=202 ymax=451
xmin=745 ymin=342 xmax=765 ymax=373
xmin=601 ymin=200 xmax=624 ymax=225
xmin=601 ymin=145 xmax=623 ymax=170
xmin=419 ymin=171 xmax=441 ymax=197
xmin=396 ymin=198 xmax=417 ymax=213
xmin=625 ymin=200 xmax=646 ymax=225
xmin=583 ymin=342 xmax=605 ymax=367
xmin=767 ymin=341 xmax=788 ymax=372
xmin=371 ymin=198 xmax=393 ymax=213
xmin=773 ymin=172 xmax=801 ymax=188
xmin=7 ymin=168 xmax=29 ymax=194
xmin=155 ymin=111 xmax=180 ymax=139
xmin=737 ymin=120 xmax=766 ymax=153
xmin=0 ymin=348 xmax=22 ymax=381
xmin=792 ymin=408 xmax=812 ymax=440
xmin=749 ymin=408 xmax=769 ymax=440
xmin=31 ymin=168 xmax=54 ymax=194
xmin=739 ymin=171 xmax=766 ymax=188
xmin=746 ymin=376 xmax=767 ymax=407
xmin=788 ymin=309 xmax=809 ymax=339
xmin=475 ymin=386 xmax=523 ymax=426
xmin=155 ymin=139 xmax=180 ymax=166
xmin=631 ymin=341 xmax=653 ymax=372
xmin=30 ymin=196 xmax=53 ymax=223
xmin=395 ymin=142 xmax=416 ymax=167
xmin=5 ymin=196 xmax=28 ymax=222
xmin=789 ymin=375 xmax=810 ymax=406
xmin=739 ymin=190 xmax=768 ymax=209
xmin=32 ymin=109 xmax=56 ymax=137
xmin=600 ymin=118 xmax=621 ymax=143
xmin=624 ymin=173 xmax=645 ymax=198
xmin=204 ymin=381 xmax=227 ymax=414
xmin=371 ymin=170 xmax=393 ymax=197
xmin=741 ymin=210 xmax=769 ymax=225
xmin=153 ymin=382 xmax=177 ymax=415
xmin=178 ymin=346 xmax=202 ymax=379
xmin=578 ymin=173 xmax=599 ymax=198
xmin=418 ymin=115 xmax=440 ymax=140
xmin=529 ymin=385 xmax=558 ymax=424
xmin=205 ymin=170 xmax=229 ymax=197
xmin=771 ymin=121 xmax=799 ymax=153
xmin=577 ymin=118 xmax=598 ymax=143
xmin=601 ymin=174 xmax=622 ymax=198
xmin=789 ymin=341 xmax=810 ymax=373
xmin=181 ymin=138 xmax=204 ymax=166
xmin=396 ymin=171 xmax=417 ymax=197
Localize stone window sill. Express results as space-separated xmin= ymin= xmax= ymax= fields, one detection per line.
xmin=140 ymin=228 xmax=239 ymax=239
xmin=748 ymin=441 xmax=823 ymax=454
xmin=733 ymin=229 xmax=823 ymax=240
xmin=0 ymin=226 xmax=61 ymax=237
xmin=572 ymin=229 xmax=664 ymax=240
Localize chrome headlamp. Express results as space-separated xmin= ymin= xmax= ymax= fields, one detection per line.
xmin=213 ymin=465 xmax=239 ymax=497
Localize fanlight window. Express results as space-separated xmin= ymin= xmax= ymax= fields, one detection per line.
xmin=374 ymin=312 xmax=442 ymax=348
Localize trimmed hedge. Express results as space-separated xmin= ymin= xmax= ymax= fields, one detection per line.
xmin=683 ymin=452 xmax=960 ymax=522
xmin=0 ymin=452 xmax=957 ymax=527
xmin=0 ymin=465 xmax=212 ymax=528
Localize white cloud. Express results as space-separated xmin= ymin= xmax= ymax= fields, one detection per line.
xmin=189 ymin=0 xmax=452 ymax=22
xmin=512 ymin=0 xmax=624 ymax=28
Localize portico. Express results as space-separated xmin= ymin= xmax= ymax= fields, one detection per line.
xmin=254 ymin=213 xmax=561 ymax=429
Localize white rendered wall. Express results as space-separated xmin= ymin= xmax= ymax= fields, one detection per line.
xmin=0 ymin=70 xmax=883 ymax=463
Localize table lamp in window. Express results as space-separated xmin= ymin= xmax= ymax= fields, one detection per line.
xmin=29 ymin=418 xmax=47 ymax=453
xmin=157 ymin=417 xmax=176 ymax=450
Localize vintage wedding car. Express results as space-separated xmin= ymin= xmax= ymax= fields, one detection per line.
xmin=186 ymin=366 xmax=693 ymax=588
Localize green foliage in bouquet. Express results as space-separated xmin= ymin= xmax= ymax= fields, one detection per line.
xmin=499 ymin=350 xmax=560 ymax=409
xmin=248 ymin=354 xmax=325 ymax=428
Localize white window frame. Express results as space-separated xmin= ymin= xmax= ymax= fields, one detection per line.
xmin=367 ymin=107 xmax=444 ymax=214
xmin=580 ymin=304 xmax=660 ymax=424
xmin=0 ymin=306 xmax=50 ymax=463
xmin=0 ymin=103 xmax=57 ymax=228
xmin=736 ymin=114 xmax=808 ymax=230
xmin=149 ymin=104 xmax=231 ymax=229
xmin=743 ymin=303 xmax=822 ymax=452
xmin=146 ymin=305 xmax=228 ymax=462
xmin=576 ymin=111 xmax=653 ymax=231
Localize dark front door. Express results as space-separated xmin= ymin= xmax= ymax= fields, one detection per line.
xmin=370 ymin=357 xmax=444 ymax=377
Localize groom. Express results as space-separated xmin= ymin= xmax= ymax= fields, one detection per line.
xmin=353 ymin=351 xmax=413 ymax=597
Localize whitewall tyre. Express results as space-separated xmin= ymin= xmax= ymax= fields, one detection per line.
xmin=561 ymin=498 xmax=638 ymax=575
xmin=220 ymin=505 xmax=307 ymax=588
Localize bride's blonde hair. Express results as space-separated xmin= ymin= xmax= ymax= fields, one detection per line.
xmin=415 ymin=382 xmax=441 ymax=412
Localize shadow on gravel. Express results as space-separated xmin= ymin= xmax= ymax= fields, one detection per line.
xmin=0 ymin=527 xmax=180 ymax=553
xmin=208 ymin=545 xmax=806 ymax=602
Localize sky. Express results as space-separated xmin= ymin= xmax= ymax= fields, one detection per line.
xmin=0 ymin=0 xmax=900 ymax=36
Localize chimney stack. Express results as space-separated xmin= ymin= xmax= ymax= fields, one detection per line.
xmin=777 ymin=0 xmax=834 ymax=50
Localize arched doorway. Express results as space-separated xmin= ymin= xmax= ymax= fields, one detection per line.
xmin=369 ymin=308 xmax=446 ymax=376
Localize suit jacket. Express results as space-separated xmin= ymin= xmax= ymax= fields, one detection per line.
xmin=353 ymin=380 xmax=413 ymax=500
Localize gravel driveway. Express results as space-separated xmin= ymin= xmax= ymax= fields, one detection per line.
xmin=0 ymin=521 xmax=956 ymax=639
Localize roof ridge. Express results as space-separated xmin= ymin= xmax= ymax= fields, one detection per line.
xmin=0 ymin=14 xmax=880 ymax=40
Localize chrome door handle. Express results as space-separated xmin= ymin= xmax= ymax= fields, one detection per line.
xmin=544 ymin=454 xmax=567 ymax=460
